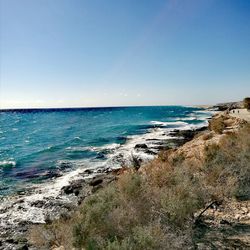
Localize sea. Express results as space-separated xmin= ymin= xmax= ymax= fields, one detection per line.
xmin=0 ymin=106 xmax=213 ymax=198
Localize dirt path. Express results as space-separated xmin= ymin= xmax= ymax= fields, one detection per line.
xmin=229 ymin=109 xmax=250 ymax=122
xmin=194 ymin=199 xmax=250 ymax=249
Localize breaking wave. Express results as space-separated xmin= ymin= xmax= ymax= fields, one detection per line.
xmin=0 ymin=160 xmax=16 ymax=168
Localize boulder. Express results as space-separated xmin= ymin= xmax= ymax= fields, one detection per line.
xmin=83 ymin=169 xmax=93 ymax=174
xmin=61 ymin=179 xmax=85 ymax=195
xmin=135 ymin=144 xmax=148 ymax=149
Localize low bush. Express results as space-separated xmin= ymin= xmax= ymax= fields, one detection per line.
xmin=71 ymin=167 xmax=200 ymax=249
xmin=203 ymin=124 xmax=250 ymax=200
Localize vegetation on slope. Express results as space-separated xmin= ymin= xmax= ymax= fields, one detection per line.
xmin=29 ymin=120 xmax=250 ymax=250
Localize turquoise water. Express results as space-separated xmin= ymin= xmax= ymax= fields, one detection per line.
xmin=0 ymin=106 xmax=211 ymax=196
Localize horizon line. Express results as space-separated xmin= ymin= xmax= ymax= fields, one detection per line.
xmin=0 ymin=104 xmax=211 ymax=112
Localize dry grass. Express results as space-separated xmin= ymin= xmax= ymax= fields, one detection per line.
xmin=29 ymin=216 xmax=75 ymax=249
xmin=202 ymin=132 xmax=213 ymax=141
xmin=209 ymin=115 xmax=226 ymax=134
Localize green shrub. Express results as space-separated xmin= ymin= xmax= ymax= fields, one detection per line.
xmin=72 ymin=170 xmax=197 ymax=249
xmin=203 ymin=124 xmax=250 ymax=200
xmin=158 ymin=167 xmax=205 ymax=228
xmin=73 ymin=184 xmax=120 ymax=248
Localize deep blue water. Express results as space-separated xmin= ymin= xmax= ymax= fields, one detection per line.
xmin=0 ymin=106 xmax=211 ymax=196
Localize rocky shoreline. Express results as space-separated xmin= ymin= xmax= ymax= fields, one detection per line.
xmin=0 ymin=121 xmax=210 ymax=250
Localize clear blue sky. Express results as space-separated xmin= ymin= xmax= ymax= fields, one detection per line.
xmin=1 ymin=0 xmax=250 ymax=108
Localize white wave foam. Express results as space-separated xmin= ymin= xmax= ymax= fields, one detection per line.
xmin=170 ymin=116 xmax=197 ymax=121
xmin=0 ymin=161 xmax=99 ymax=226
xmin=66 ymin=146 xmax=88 ymax=151
xmin=66 ymin=143 xmax=120 ymax=153
xmin=190 ymin=110 xmax=219 ymax=121
xmin=73 ymin=136 xmax=82 ymax=141
xmin=0 ymin=160 xmax=16 ymax=167
xmin=180 ymin=120 xmax=208 ymax=130
xmin=86 ymin=143 xmax=121 ymax=152
xmin=150 ymin=121 xmax=188 ymax=126
xmin=193 ymin=110 xmax=211 ymax=114
xmin=103 ymin=118 xmax=208 ymax=170
xmin=193 ymin=110 xmax=218 ymax=116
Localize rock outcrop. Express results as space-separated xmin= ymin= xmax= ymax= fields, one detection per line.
xmin=166 ymin=113 xmax=246 ymax=167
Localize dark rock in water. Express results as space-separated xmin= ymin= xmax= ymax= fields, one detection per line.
xmin=135 ymin=144 xmax=148 ymax=149
xmin=96 ymin=168 xmax=105 ymax=173
xmin=12 ymin=199 xmax=25 ymax=206
xmin=85 ymin=174 xmax=116 ymax=193
xmin=15 ymin=169 xmax=62 ymax=181
xmin=16 ymin=190 xmax=26 ymax=195
xmin=173 ymin=129 xmax=180 ymax=132
xmin=110 ymin=153 xmax=127 ymax=166
xmin=96 ymin=152 xmax=106 ymax=159
xmin=61 ymin=185 xmax=74 ymax=195
xmin=0 ymin=186 xmax=9 ymax=192
xmin=116 ymin=136 xmax=127 ymax=143
xmin=83 ymin=169 xmax=93 ymax=174
xmin=104 ymin=168 xmax=112 ymax=173
xmin=152 ymin=145 xmax=170 ymax=151
xmin=144 ymin=149 xmax=157 ymax=155
xmin=58 ymin=161 xmax=73 ymax=170
xmin=30 ymin=200 xmax=45 ymax=208
xmin=61 ymin=179 xmax=85 ymax=195
xmin=38 ymin=170 xmax=63 ymax=179
xmin=169 ymin=127 xmax=207 ymax=143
